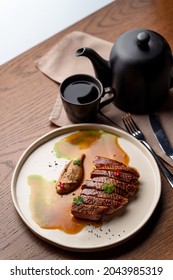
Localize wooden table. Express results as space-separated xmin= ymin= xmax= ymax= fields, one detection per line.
xmin=1 ymin=0 xmax=173 ymax=260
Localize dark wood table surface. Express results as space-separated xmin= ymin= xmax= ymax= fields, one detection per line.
xmin=1 ymin=0 xmax=173 ymax=260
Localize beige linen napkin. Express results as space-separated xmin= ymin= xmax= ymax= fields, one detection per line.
xmin=36 ymin=31 xmax=112 ymax=84
xmin=36 ymin=31 xmax=173 ymax=166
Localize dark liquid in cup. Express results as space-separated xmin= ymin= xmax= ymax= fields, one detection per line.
xmin=63 ymin=81 xmax=100 ymax=104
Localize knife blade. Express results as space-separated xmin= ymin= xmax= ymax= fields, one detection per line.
xmin=149 ymin=113 xmax=173 ymax=160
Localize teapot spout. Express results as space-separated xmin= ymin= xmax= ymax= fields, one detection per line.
xmin=76 ymin=47 xmax=111 ymax=87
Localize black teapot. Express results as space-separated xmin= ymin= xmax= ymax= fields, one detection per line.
xmin=76 ymin=29 xmax=173 ymax=114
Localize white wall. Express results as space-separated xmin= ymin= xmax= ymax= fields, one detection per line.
xmin=0 ymin=0 xmax=113 ymax=65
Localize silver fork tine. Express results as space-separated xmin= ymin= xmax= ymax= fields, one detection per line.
xmin=122 ymin=113 xmax=137 ymax=136
xmin=122 ymin=115 xmax=130 ymax=133
xmin=127 ymin=113 xmax=140 ymax=132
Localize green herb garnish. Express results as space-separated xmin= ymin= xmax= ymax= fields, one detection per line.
xmin=103 ymin=183 xmax=115 ymax=194
xmin=73 ymin=196 xmax=84 ymax=205
xmin=73 ymin=159 xmax=81 ymax=166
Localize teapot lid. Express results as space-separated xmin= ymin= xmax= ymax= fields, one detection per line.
xmin=110 ymin=29 xmax=172 ymax=63
xmin=136 ymin=31 xmax=150 ymax=48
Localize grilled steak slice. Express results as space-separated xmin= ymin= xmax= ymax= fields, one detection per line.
xmin=71 ymin=202 xmax=109 ymax=221
xmin=81 ymin=188 xmax=128 ymax=204
xmin=93 ymin=156 xmax=140 ymax=178
xmin=82 ymin=179 xmax=130 ymax=198
xmin=71 ymin=156 xmax=140 ymax=222
xmin=93 ymin=156 xmax=125 ymax=166
xmin=92 ymin=177 xmax=138 ymax=197
xmin=91 ymin=169 xmax=138 ymax=184
xmin=81 ymin=195 xmax=123 ymax=215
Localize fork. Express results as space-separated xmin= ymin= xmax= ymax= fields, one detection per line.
xmin=122 ymin=113 xmax=173 ymax=188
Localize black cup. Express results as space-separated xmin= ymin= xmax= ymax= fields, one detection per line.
xmin=60 ymin=74 xmax=115 ymax=123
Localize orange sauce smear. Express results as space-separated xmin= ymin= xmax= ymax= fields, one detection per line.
xmin=28 ymin=130 xmax=129 ymax=234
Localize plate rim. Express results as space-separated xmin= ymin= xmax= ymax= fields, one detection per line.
xmin=11 ymin=123 xmax=161 ymax=252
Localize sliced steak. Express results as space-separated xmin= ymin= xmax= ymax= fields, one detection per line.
xmin=93 ymin=156 xmax=140 ymax=178
xmin=82 ymin=179 xmax=130 ymax=198
xmin=92 ymin=177 xmax=138 ymax=197
xmin=91 ymin=169 xmax=138 ymax=184
xmin=93 ymin=156 xmax=125 ymax=166
xmin=81 ymin=195 xmax=123 ymax=215
xmin=81 ymin=187 xmax=128 ymax=204
xmin=71 ymin=202 xmax=109 ymax=221
xmin=71 ymin=156 xmax=140 ymax=222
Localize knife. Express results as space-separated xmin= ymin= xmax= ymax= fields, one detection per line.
xmin=149 ymin=113 xmax=173 ymax=160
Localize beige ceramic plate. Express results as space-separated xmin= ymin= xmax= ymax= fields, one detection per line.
xmin=11 ymin=124 xmax=161 ymax=252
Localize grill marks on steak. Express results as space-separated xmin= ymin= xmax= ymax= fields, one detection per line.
xmin=92 ymin=177 xmax=137 ymax=197
xmin=71 ymin=156 xmax=140 ymax=221
xmin=93 ymin=156 xmax=139 ymax=177
xmin=81 ymin=195 xmax=123 ymax=215
xmin=82 ymin=177 xmax=129 ymax=198
xmin=71 ymin=203 xmax=109 ymax=221
xmin=91 ymin=169 xmax=138 ymax=184
xmin=81 ymin=188 xmax=128 ymax=204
